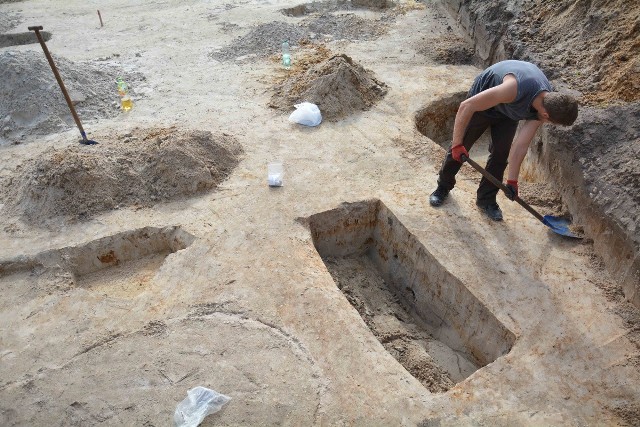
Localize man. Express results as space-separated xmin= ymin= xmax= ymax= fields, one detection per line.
xmin=429 ymin=60 xmax=578 ymax=221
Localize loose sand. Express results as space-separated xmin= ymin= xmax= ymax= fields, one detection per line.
xmin=0 ymin=0 xmax=638 ymax=425
xmin=1 ymin=127 xmax=243 ymax=225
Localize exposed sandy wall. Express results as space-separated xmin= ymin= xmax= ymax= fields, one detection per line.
xmin=442 ymin=0 xmax=640 ymax=307
xmin=530 ymin=117 xmax=640 ymax=307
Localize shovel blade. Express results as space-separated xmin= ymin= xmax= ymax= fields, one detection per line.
xmin=542 ymin=215 xmax=583 ymax=239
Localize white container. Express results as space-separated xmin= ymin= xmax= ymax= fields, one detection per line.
xmin=268 ymin=161 xmax=284 ymax=187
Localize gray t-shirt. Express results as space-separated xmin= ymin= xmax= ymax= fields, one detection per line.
xmin=468 ymin=60 xmax=553 ymax=121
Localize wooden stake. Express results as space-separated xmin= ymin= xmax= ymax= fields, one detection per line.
xmin=97 ymin=10 xmax=104 ymax=27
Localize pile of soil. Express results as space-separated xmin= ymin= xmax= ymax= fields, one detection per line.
xmin=0 ymin=50 xmax=143 ymax=145
xmin=1 ymin=127 xmax=243 ymax=224
xmin=417 ymin=33 xmax=474 ymax=65
xmin=351 ymin=0 xmax=393 ymax=8
xmin=211 ymin=21 xmax=308 ymax=62
xmin=306 ymin=13 xmax=388 ymax=41
xmin=282 ymin=0 xmax=394 ymax=16
xmin=0 ymin=8 xmax=20 ymax=32
xmin=211 ymin=10 xmax=389 ymax=62
xmin=0 ymin=31 xmax=51 ymax=49
xmin=270 ymin=54 xmax=387 ymax=121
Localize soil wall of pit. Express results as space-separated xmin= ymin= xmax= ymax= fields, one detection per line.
xmin=309 ymin=201 xmax=516 ymax=378
xmin=442 ymin=0 xmax=640 ymax=307
xmin=528 ymin=111 xmax=640 ymax=307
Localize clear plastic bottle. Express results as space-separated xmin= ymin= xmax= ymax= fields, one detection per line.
xmin=282 ymin=40 xmax=291 ymax=69
xmin=116 ymin=77 xmax=133 ymax=111
xmin=116 ymin=77 xmax=128 ymax=96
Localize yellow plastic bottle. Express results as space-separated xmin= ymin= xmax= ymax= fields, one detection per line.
xmin=121 ymin=95 xmax=133 ymax=111
xmin=116 ymin=77 xmax=133 ymax=111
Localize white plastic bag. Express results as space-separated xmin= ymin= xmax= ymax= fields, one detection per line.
xmin=174 ymin=386 xmax=231 ymax=427
xmin=288 ymin=102 xmax=322 ymax=127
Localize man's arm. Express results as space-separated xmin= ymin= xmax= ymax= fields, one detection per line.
xmin=507 ymin=119 xmax=541 ymax=181
xmin=451 ymin=74 xmax=518 ymax=147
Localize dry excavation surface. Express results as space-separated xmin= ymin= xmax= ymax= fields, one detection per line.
xmin=0 ymin=0 xmax=638 ymax=426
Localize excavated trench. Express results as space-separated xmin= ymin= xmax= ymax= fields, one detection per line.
xmin=308 ymin=200 xmax=515 ymax=392
xmin=526 ymin=127 xmax=640 ymax=307
xmin=415 ymin=91 xmax=490 ymax=163
xmin=0 ymin=31 xmax=51 ymax=48
xmin=0 ymin=226 xmax=195 ymax=299
xmin=416 ymin=89 xmax=638 ymax=306
xmin=435 ymin=1 xmax=639 ymax=307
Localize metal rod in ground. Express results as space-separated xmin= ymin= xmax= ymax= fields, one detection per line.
xmin=98 ymin=10 xmax=103 ymax=27
xmin=28 ymin=25 xmax=96 ymax=145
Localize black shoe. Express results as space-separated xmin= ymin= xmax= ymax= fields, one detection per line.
xmin=429 ymin=186 xmax=449 ymax=207
xmin=477 ymin=201 xmax=503 ymax=221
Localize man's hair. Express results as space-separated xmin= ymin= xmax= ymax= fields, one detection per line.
xmin=543 ymin=92 xmax=579 ymax=126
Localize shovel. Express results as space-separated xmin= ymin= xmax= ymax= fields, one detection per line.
xmin=28 ymin=25 xmax=98 ymax=145
xmin=461 ymin=154 xmax=583 ymax=239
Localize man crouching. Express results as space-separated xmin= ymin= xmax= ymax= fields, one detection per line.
xmin=429 ymin=60 xmax=579 ymax=221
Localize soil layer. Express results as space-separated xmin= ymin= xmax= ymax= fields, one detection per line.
xmin=0 ymin=0 xmax=638 ymax=425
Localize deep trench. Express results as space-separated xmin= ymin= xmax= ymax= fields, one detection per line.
xmin=426 ymin=1 xmax=639 ymax=308
xmin=308 ymin=200 xmax=515 ymax=392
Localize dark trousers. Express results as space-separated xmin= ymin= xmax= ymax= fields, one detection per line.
xmin=437 ymin=111 xmax=519 ymax=204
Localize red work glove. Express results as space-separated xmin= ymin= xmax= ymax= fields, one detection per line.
xmin=451 ymin=144 xmax=469 ymax=163
xmin=505 ymin=180 xmax=518 ymax=200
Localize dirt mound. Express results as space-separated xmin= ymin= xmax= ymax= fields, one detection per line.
xmin=211 ymin=21 xmax=308 ymax=62
xmin=0 ymin=50 xmax=143 ymax=145
xmin=211 ymin=12 xmax=389 ymax=62
xmin=270 ymin=54 xmax=387 ymax=121
xmin=306 ymin=13 xmax=387 ymax=41
xmin=0 ymin=31 xmax=51 ymax=48
xmin=352 ymin=0 xmax=392 ymax=8
xmin=1 ymin=127 xmax=243 ymax=224
xmin=0 ymin=9 xmax=20 ymax=32
xmin=417 ymin=33 xmax=474 ymax=65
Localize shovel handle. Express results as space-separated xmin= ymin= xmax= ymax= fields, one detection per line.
xmin=461 ymin=154 xmax=545 ymax=223
xmin=29 ymin=25 xmax=87 ymax=141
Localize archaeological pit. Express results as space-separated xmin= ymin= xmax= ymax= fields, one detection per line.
xmin=0 ymin=30 xmax=50 ymax=48
xmin=0 ymin=0 xmax=638 ymax=425
xmin=0 ymin=226 xmax=195 ymax=298
xmin=415 ymin=91 xmax=491 ymax=163
xmin=308 ymin=200 xmax=515 ymax=392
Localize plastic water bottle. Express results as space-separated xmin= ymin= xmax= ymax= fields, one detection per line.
xmin=116 ymin=77 xmax=133 ymax=111
xmin=282 ymin=40 xmax=291 ymax=69
xmin=116 ymin=77 xmax=128 ymax=96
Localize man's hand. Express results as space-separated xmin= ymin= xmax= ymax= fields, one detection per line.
xmin=451 ymin=145 xmax=469 ymax=163
xmin=505 ymin=180 xmax=518 ymax=200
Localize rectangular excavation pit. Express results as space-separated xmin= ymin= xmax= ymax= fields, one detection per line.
xmin=2 ymin=226 xmax=195 ymax=299
xmin=308 ymin=200 xmax=515 ymax=392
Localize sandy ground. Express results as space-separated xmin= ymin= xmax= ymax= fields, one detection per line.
xmin=1 ymin=0 xmax=639 ymax=426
